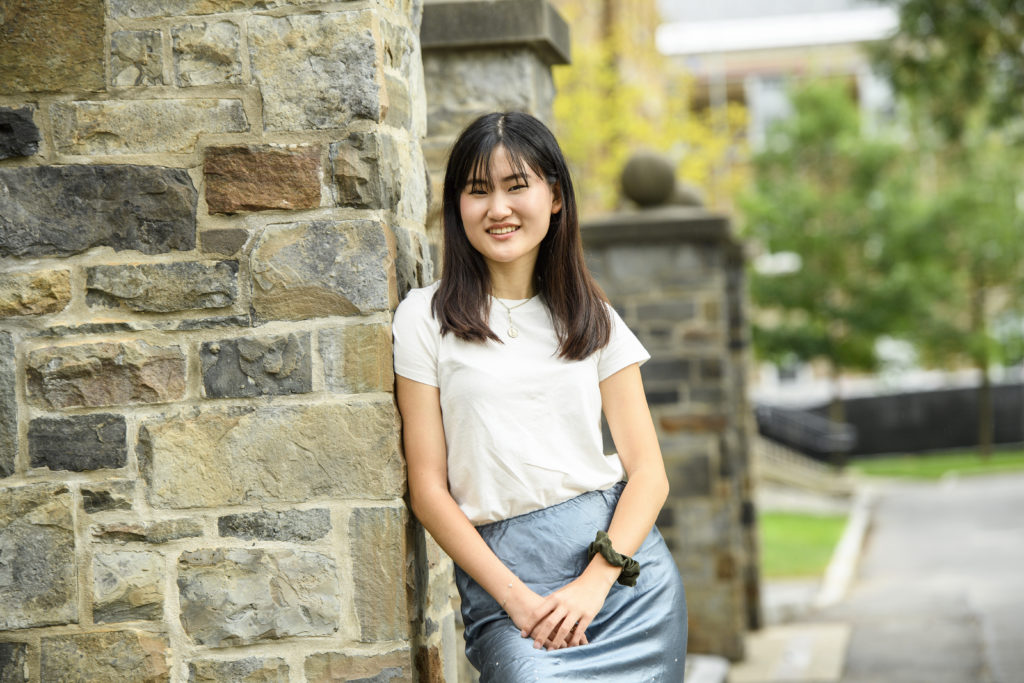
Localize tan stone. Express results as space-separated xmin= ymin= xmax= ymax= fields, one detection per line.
xmin=205 ymin=145 xmax=321 ymax=214
xmin=172 ymin=21 xmax=241 ymax=86
xmin=304 ymin=648 xmax=411 ymax=683
xmin=0 ymin=270 xmax=71 ymax=317
xmin=188 ymin=657 xmax=288 ymax=683
xmin=111 ymin=30 xmax=164 ymax=87
xmin=110 ymin=0 xmax=320 ymax=18
xmin=138 ymin=400 xmax=404 ymax=508
xmin=40 ymin=630 xmax=170 ymax=683
xmin=90 ymin=517 xmax=203 ymax=544
xmin=0 ymin=0 xmax=104 ymax=94
xmin=320 ymin=323 xmax=394 ymax=394
xmin=26 ymin=341 xmax=185 ymax=409
xmin=350 ymin=506 xmax=409 ymax=642
xmin=93 ymin=550 xmax=164 ymax=623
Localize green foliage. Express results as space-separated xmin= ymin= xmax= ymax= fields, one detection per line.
xmin=759 ymin=511 xmax=848 ymax=578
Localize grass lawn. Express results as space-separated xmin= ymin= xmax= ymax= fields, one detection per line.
xmin=850 ymin=447 xmax=1024 ymax=480
xmin=759 ymin=511 xmax=848 ymax=579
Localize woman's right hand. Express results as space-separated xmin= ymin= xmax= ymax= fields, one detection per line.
xmin=504 ymin=581 xmax=590 ymax=650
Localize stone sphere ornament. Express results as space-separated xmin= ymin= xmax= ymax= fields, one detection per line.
xmin=621 ymin=151 xmax=675 ymax=207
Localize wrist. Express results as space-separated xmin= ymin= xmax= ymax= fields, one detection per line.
xmin=584 ymin=554 xmax=621 ymax=589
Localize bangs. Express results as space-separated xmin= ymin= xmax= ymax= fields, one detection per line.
xmin=457 ymin=134 xmax=542 ymax=193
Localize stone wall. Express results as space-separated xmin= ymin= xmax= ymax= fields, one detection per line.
xmin=584 ymin=207 xmax=761 ymax=660
xmin=0 ymin=1 xmax=444 ymax=681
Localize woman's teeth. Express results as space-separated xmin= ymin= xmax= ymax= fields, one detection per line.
xmin=488 ymin=226 xmax=518 ymax=235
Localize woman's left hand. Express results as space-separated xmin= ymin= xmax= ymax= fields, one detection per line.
xmin=521 ymin=556 xmax=620 ymax=650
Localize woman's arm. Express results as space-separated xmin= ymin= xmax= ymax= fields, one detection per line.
xmin=523 ymin=362 xmax=669 ymax=649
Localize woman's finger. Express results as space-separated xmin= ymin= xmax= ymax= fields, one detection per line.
xmin=567 ymin=617 xmax=592 ymax=647
xmin=550 ymin=613 xmax=578 ymax=649
xmin=530 ymin=608 xmax=567 ymax=649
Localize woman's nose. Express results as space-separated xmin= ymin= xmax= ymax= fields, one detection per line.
xmin=486 ymin=193 xmax=512 ymax=218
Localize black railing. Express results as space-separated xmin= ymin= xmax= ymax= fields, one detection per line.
xmin=755 ymin=404 xmax=857 ymax=457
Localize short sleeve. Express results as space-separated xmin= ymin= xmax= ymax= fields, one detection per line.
xmin=392 ymin=287 xmax=441 ymax=387
xmin=597 ymin=305 xmax=651 ymax=382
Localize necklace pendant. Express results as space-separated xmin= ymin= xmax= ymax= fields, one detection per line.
xmin=508 ymin=326 xmax=519 ymax=338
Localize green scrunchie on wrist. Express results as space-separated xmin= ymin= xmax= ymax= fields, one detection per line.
xmin=587 ymin=530 xmax=640 ymax=587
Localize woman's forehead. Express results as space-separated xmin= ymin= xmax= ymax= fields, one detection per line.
xmin=467 ymin=145 xmax=536 ymax=181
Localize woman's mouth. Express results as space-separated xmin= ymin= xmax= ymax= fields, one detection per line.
xmin=487 ymin=225 xmax=519 ymax=235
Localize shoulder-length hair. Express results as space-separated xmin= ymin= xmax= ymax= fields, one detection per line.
xmin=432 ymin=111 xmax=611 ymax=361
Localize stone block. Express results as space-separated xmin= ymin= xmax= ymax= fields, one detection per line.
xmin=173 ymin=21 xmax=241 ymax=86
xmin=205 ymin=145 xmax=321 ymax=213
xmin=139 ymin=400 xmax=403 ymax=508
xmin=218 ymin=508 xmax=330 ymax=542
xmin=666 ymin=454 xmax=713 ymax=497
xmin=699 ymin=358 xmax=724 ymax=381
xmin=91 ymin=518 xmax=203 ymax=544
xmin=0 ymin=642 xmax=28 ymax=683
xmin=176 ymin=315 xmax=251 ymax=330
xmin=0 ymin=0 xmax=104 ymax=94
xmin=248 ymin=12 xmax=382 ymax=131
xmin=86 ymin=261 xmax=237 ymax=313
xmin=27 ymin=341 xmax=186 ymax=409
xmin=391 ymin=224 xmax=434 ymax=299
xmin=0 ymin=106 xmax=40 ymax=159
xmin=51 ymin=99 xmax=247 ymax=155
xmin=111 ymin=30 xmax=164 ymax=87
xmin=40 ymin=631 xmax=170 ymax=683
xmin=635 ymin=300 xmax=697 ymax=322
xmin=0 ymin=165 xmax=197 ymax=258
xmin=177 ymin=548 xmax=340 ymax=647
xmin=1 ymin=333 xmax=16 ymax=478
xmin=320 ymin=323 xmax=393 ymax=394
xmin=331 ymin=132 xmax=401 ymax=210
xmin=201 ymin=333 xmax=311 ymax=398
xmin=350 ymin=506 xmax=408 ymax=642
xmin=0 ymin=483 xmax=77 ymax=629
xmin=0 ymin=270 xmax=72 ymax=318
xmin=384 ymin=72 xmax=412 ymax=130
xmin=29 ymin=414 xmax=127 ymax=472
xmin=200 ymin=228 xmax=249 ymax=255
xmin=601 ymin=245 xmax=708 ymax=295
xmin=93 ymin=550 xmax=164 ymax=623
xmin=660 ymin=413 xmax=727 ymax=433
xmin=250 ymin=220 xmax=395 ymax=321
xmin=81 ymin=480 xmax=135 ymax=513
xmin=188 ymin=657 xmax=289 ymax=683
xmin=110 ymin=0 xmax=319 ymax=18
xmin=304 ymin=649 xmax=411 ymax=683
xmin=641 ymin=358 xmax=692 ymax=385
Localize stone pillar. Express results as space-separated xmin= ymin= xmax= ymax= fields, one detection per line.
xmin=0 ymin=1 xmax=443 ymax=681
xmin=583 ymin=206 xmax=761 ymax=661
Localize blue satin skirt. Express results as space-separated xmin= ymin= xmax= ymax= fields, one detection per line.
xmin=455 ymin=483 xmax=687 ymax=682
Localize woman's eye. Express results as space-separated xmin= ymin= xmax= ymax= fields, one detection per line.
xmin=509 ymin=184 xmax=527 ymax=192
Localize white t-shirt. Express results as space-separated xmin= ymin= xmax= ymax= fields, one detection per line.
xmin=392 ymin=282 xmax=650 ymax=524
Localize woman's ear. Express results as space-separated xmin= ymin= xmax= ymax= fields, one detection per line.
xmin=551 ymin=183 xmax=563 ymax=214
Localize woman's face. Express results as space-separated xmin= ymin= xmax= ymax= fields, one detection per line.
xmin=459 ymin=145 xmax=562 ymax=274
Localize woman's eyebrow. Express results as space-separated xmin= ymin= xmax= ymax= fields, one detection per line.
xmin=501 ymin=173 xmax=528 ymax=183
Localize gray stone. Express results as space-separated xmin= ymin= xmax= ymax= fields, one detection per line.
xmin=622 ymin=152 xmax=676 ymax=207
xmin=0 ymin=483 xmax=77 ymax=629
xmin=81 ymin=480 xmax=135 ymax=513
xmin=176 ymin=315 xmax=252 ymax=330
xmin=111 ymin=30 xmax=164 ymax=87
xmin=28 ymin=414 xmax=127 ymax=472
xmin=250 ymin=220 xmax=395 ymax=321
xmin=667 ymin=454 xmax=713 ymax=497
xmin=420 ymin=0 xmax=570 ymax=64
xmin=304 ymin=649 xmax=411 ymax=683
xmin=173 ymin=21 xmax=241 ymax=86
xmin=27 ymin=341 xmax=186 ymax=409
xmin=0 ymin=107 xmax=40 ymax=159
xmin=139 ymin=401 xmax=403 ymax=509
xmin=0 ymin=333 xmax=15 ymax=478
xmin=32 ymin=323 xmax=135 ymax=338
xmin=0 ymin=165 xmax=197 ymax=258
xmin=202 ymin=333 xmax=311 ymax=398
xmin=201 ymin=228 xmax=249 ymax=255
xmin=93 ymin=550 xmax=164 ymax=623
xmin=110 ymin=0 xmax=319 ymax=18
xmin=91 ymin=518 xmax=203 ymax=544
xmin=390 ymin=224 xmax=434 ymax=298
xmin=331 ymin=132 xmax=401 ymax=210
xmin=0 ymin=642 xmax=28 ymax=683
xmin=350 ymin=507 xmax=409 ymax=642
xmin=384 ymin=72 xmax=412 ymax=130
xmin=188 ymin=657 xmax=289 ymax=683
xmin=218 ymin=508 xmax=330 ymax=542
xmin=86 ymin=261 xmax=237 ymax=313
xmin=177 ymin=548 xmax=340 ymax=647
xmin=51 ymin=99 xmax=248 ymax=155
xmin=320 ymin=323 xmax=394 ymax=394
xmin=248 ymin=12 xmax=382 ymax=131
xmin=635 ymin=300 xmax=697 ymax=322
xmin=40 ymin=631 xmax=170 ymax=683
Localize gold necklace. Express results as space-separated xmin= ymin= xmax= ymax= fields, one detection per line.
xmin=493 ymin=296 xmax=534 ymax=338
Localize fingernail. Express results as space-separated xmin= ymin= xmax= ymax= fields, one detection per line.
xmin=533 ymin=641 xmax=542 ymax=649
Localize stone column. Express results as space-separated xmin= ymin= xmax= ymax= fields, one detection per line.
xmin=0 ymin=1 xmax=443 ymax=681
xmin=583 ymin=205 xmax=761 ymax=661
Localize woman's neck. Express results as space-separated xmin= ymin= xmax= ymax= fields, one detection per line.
xmin=487 ymin=263 xmax=536 ymax=300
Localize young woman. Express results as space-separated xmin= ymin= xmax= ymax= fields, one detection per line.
xmin=393 ymin=112 xmax=686 ymax=681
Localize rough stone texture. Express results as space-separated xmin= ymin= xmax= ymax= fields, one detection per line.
xmin=1 ymin=333 xmax=16 ymax=478
xmin=91 ymin=518 xmax=204 ymax=544
xmin=111 ymin=30 xmax=164 ymax=87
xmin=26 ymin=341 xmax=186 ymax=409
xmin=0 ymin=270 xmax=72 ymax=318
xmin=81 ymin=480 xmax=135 ymax=513
xmin=250 ymin=220 xmax=395 ymax=321
xmin=320 ymin=323 xmax=394 ymax=394
xmin=0 ymin=107 xmax=40 ymax=159
xmin=29 ymin=414 xmax=127 ymax=472
xmin=200 ymin=228 xmax=249 ymax=255
xmin=0 ymin=642 xmax=28 ymax=682
xmin=391 ymin=224 xmax=434 ymax=299
xmin=248 ymin=12 xmax=382 ymax=131
xmin=350 ymin=506 xmax=408 ymax=642
xmin=176 ymin=314 xmax=252 ymax=330
xmin=110 ymin=0 xmax=320 ymax=18
xmin=139 ymin=400 xmax=403 ymax=508
xmin=304 ymin=649 xmax=411 ymax=683
xmin=177 ymin=548 xmax=340 ymax=647
xmin=86 ymin=261 xmax=237 ymax=313
xmin=0 ymin=484 xmax=77 ymax=629
xmin=218 ymin=508 xmax=330 ymax=542
xmin=331 ymin=132 xmax=401 ymax=210
xmin=0 ymin=0 xmax=104 ymax=94
xmin=187 ymin=657 xmax=289 ymax=683
xmin=51 ymin=99 xmax=248 ymax=155
xmin=205 ymin=145 xmax=321 ymax=213
xmin=173 ymin=21 xmax=242 ymax=86
xmin=0 ymin=165 xmax=197 ymax=258
xmin=39 ymin=631 xmax=170 ymax=683
xmin=93 ymin=550 xmax=164 ymax=623
xmin=201 ymin=333 xmax=311 ymax=398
